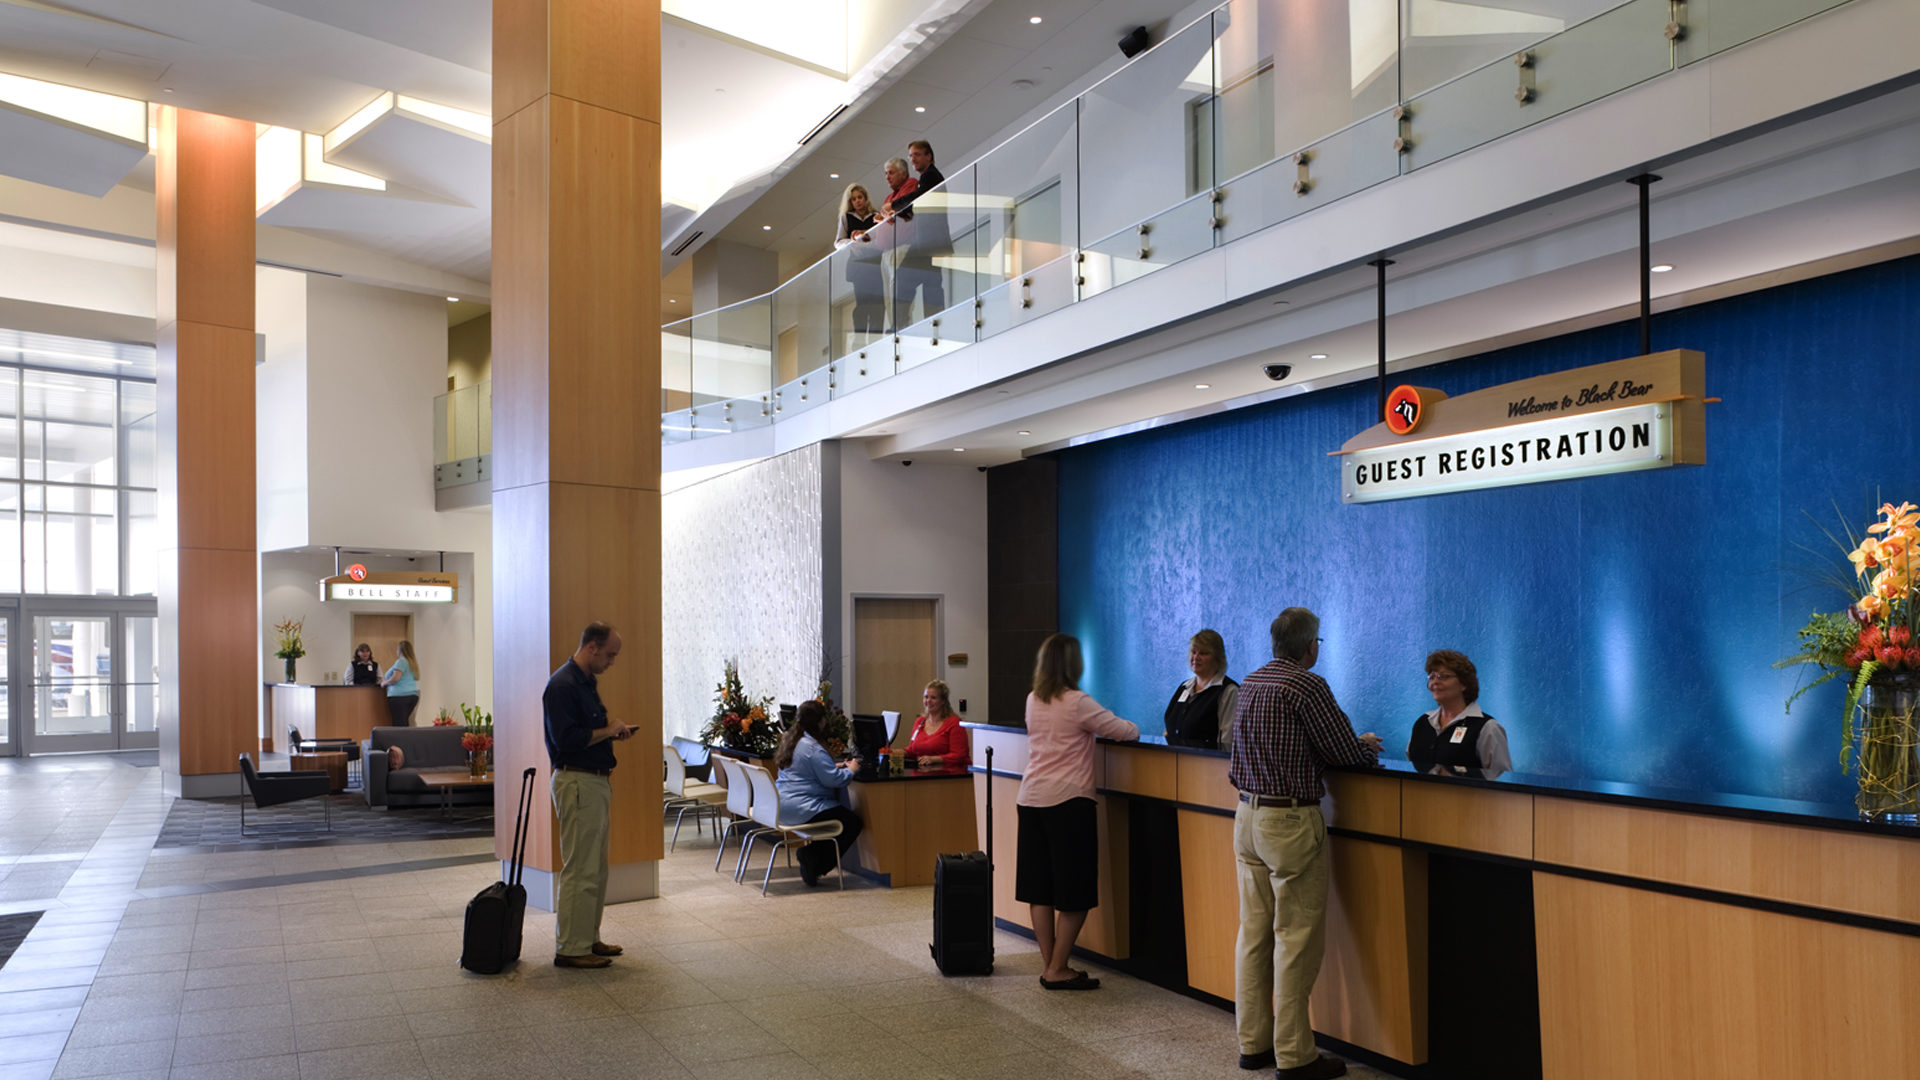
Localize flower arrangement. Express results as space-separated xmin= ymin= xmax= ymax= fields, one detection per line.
xmin=1781 ymin=501 xmax=1920 ymax=817
xmin=700 ymin=660 xmax=776 ymax=756
xmin=272 ymin=618 xmax=306 ymax=661
xmin=432 ymin=709 xmax=459 ymax=726
xmin=458 ymin=703 xmax=494 ymax=776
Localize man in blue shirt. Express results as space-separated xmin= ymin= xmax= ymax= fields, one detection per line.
xmin=544 ymin=622 xmax=635 ymax=969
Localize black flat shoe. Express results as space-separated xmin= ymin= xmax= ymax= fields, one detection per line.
xmin=1276 ymin=1053 xmax=1347 ymax=1080
xmin=1239 ymin=1049 xmax=1275 ymax=1070
xmin=1038 ymin=973 xmax=1100 ymax=990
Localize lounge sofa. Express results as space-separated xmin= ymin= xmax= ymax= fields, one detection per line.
xmin=363 ymin=726 xmax=492 ymax=809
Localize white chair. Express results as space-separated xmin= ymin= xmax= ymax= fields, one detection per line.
xmin=664 ymin=744 xmax=726 ymax=851
xmin=712 ymin=757 xmax=772 ymax=875
xmin=737 ymin=763 xmax=846 ymax=896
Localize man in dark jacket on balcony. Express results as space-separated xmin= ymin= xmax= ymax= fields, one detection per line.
xmin=890 ymin=139 xmax=950 ymax=330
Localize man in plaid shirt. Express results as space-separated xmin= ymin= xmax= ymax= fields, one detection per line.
xmin=1227 ymin=607 xmax=1381 ymax=1080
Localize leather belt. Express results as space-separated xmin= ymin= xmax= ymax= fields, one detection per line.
xmin=1238 ymin=791 xmax=1307 ymax=808
xmin=557 ymin=764 xmax=612 ymax=776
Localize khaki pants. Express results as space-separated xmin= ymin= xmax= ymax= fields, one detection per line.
xmin=1233 ymin=802 xmax=1329 ymax=1068
xmin=552 ymin=769 xmax=611 ymax=957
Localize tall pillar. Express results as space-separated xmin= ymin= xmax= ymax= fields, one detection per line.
xmin=492 ymin=0 xmax=663 ymax=904
xmin=155 ymin=107 xmax=259 ymax=797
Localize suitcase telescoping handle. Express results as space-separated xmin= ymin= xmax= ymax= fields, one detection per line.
xmin=508 ymin=767 xmax=536 ymax=888
xmin=984 ymin=745 xmax=993 ymax=871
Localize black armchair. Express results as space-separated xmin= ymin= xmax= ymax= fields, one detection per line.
xmin=289 ymin=725 xmax=363 ymax=786
xmin=238 ymin=754 xmax=332 ymax=836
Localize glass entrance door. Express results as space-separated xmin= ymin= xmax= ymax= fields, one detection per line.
xmin=0 ymin=612 xmax=13 ymax=756
xmin=27 ymin=611 xmax=155 ymax=754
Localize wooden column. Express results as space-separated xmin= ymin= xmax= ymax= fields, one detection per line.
xmin=492 ymin=0 xmax=663 ymax=902
xmin=155 ymin=107 xmax=258 ymax=796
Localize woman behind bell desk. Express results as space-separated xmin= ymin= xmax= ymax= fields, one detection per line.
xmin=905 ymin=679 xmax=969 ymax=769
xmin=1163 ymin=629 xmax=1238 ymax=749
xmin=833 ymin=183 xmax=884 ymax=340
xmin=774 ymin=700 xmax=864 ymax=887
xmin=1019 ymin=633 xmax=1139 ymax=991
xmin=1407 ymin=649 xmax=1511 ymax=777
xmin=345 ymin=643 xmax=380 ymax=686
xmin=381 ymin=641 xmax=421 ymax=726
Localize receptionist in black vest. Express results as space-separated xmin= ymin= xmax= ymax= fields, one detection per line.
xmin=345 ymin=643 xmax=381 ymax=686
xmin=1163 ymin=629 xmax=1239 ymax=749
xmin=1407 ymin=649 xmax=1512 ymax=777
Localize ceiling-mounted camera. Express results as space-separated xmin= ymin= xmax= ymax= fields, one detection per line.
xmin=1263 ymin=363 xmax=1293 ymax=382
xmin=900 ymin=459 xmax=913 ymax=467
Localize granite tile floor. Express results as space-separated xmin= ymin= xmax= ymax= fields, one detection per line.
xmin=0 ymin=754 xmax=1393 ymax=1080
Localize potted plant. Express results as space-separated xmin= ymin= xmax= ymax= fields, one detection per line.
xmin=272 ymin=618 xmax=306 ymax=684
xmin=1781 ymin=501 xmax=1920 ymax=820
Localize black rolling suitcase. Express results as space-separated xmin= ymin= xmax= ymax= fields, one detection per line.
xmin=460 ymin=766 xmax=536 ymax=974
xmin=932 ymin=746 xmax=994 ymax=975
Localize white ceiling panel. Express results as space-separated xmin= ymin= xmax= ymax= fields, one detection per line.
xmin=325 ymin=109 xmax=487 ymax=206
xmin=0 ymin=101 xmax=145 ymax=196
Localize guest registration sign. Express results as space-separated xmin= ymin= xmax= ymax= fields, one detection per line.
xmin=318 ymin=571 xmax=459 ymax=603
xmin=1336 ymin=350 xmax=1709 ymax=504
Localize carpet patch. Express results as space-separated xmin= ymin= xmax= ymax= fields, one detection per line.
xmin=156 ymin=793 xmax=493 ymax=852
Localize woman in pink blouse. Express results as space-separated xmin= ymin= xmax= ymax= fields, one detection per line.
xmin=1017 ymin=634 xmax=1139 ymax=990
xmin=905 ymin=679 xmax=969 ymax=769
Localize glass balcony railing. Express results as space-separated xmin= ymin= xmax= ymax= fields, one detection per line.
xmin=662 ymin=0 xmax=1864 ymax=443
xmin=434 ymin=380 xmax=490 ymax=489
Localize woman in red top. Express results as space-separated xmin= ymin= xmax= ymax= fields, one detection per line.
xmin=905 ymin=679 xmax=968 ymax=769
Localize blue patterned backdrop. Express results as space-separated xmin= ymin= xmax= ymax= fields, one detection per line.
xmin=1057 ymin=254 xmax=1920 ymax=802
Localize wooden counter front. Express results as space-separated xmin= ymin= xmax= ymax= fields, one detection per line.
xmin=846 ymin=772 xmax=977 ymax=887
xmin=962 ymin=725 xmax=1920 ymax=1080
xmin=270 ymin=684 xmax=387 ymax=753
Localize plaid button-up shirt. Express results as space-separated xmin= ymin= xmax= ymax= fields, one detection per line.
xmin=1228 ymin=656 xmax=1377 ymax=801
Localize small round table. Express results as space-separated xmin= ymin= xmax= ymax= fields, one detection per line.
xmin=290 ymin=751 xmax=349 ymax=793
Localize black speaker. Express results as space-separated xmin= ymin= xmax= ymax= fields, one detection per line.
xmin=1118 ymin=25 xmax=1150 ymax=58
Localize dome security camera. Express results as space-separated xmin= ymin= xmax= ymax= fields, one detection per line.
xmin=900 ymin=459 xmax=913 ymax=467
xmin=1263 ymin=363 xmax=1293 ymax=382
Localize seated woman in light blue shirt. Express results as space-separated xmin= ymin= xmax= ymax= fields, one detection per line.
xmin=773 ymin=700 xmax=865 ymax=887
xmin=381 ymin=641 xmax=421 ymax=726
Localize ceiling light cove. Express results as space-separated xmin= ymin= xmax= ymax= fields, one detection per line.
xmin=0 ymin=71 xmax=145 ymax=144
xmin=666 ymin=0 xmax=849 ymax=75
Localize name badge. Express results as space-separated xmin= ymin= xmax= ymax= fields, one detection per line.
xmin=1449 ymin=725 xmax=1469 ymax=744
xmin=1177 ymin=688 xmax=1192 ymax=703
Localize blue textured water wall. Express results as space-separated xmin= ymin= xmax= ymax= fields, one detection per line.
xmin=1056 ymin=254 xmax=1920 ymax=802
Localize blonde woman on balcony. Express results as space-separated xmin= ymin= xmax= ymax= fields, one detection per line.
xmin=834 ymin=182 xmax=884 ymax=340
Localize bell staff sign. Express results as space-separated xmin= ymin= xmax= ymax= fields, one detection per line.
xmin=319 ymin=571 xmax=459 ymax=604
xmin=1335 ymin=350 xmax=1708 ymax=504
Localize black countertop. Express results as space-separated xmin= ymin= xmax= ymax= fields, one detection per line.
xmin=962 ymin=722 xmax=1920 ymax=840
xmin=708 ymin=744 xmax=969 ymax=783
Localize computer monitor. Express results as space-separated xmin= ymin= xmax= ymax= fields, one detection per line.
xmin=851 ymin=715 xmax=888 ymax=766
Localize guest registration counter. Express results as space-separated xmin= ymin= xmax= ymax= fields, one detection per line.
xmin=266 ymin=683 xmax=387 ymax=754
xmin=966 ymin=723 xmax=1920 ymax=1080
xmin=709 ymin=747 xmax=976 ymax=887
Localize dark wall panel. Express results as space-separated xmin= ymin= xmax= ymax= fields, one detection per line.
xmin=987 ymin=457 xmax=1059 ymax=728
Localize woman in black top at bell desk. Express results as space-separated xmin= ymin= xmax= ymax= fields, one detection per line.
xmin=1163 ymin=629 xmax=1238 ymax=749
xmin=1407 ymin=649 xmax=1512 ymax=777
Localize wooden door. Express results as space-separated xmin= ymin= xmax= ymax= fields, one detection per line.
xmin=350 ymin=613 xmax=412 ymax=682
xmin=853 ymin=597 xmax=936 ymax=744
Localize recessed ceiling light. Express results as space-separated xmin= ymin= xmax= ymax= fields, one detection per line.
xmin=668 ymin=298 xmax=676 ymax=303
xmin=1018 ymin=430 xmax=1031 ymax=436
xmin=952 ymin=447 xmax=965 ymax=452
xmin=1194 ymin=383 xmax=1211 ymax=389
xmin=1309 ymin=353 xmax=1329 ymax=360
xmin=446 ymin=296 xmax=458 ymax=302
xmin=1030 ymin=15 xmax=1043 ymax=24
xmin=762 ymin=224 xmax=772 ymax=231
xmin=915 ymin=106 xmax=926 ymax=113
xmin=1651 ymin=263 xmax=1674 ymax=273
xmin=829 ymin=172 xmax=840 ymax=178
xmin=161 ymin=87 xmax=173 ymax=94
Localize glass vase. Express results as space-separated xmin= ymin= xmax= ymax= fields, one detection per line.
xmin=283 ymin=657 xmax=296 ymax=683
xmin=468 ymin=750 xmax=488 ymax=778
xmin=1856 ymin=671 xmax=1920 ymax=823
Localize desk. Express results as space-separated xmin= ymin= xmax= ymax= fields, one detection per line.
xmin=965 ymin=723 xmax=1920 ymax=1080
xmin=708 ymin=746 xmax=978 ymax=886
xmin=270 ymin=684 xmax=387 ymax=754
xmin=846 ymin=768 xmax=977 ymax=886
